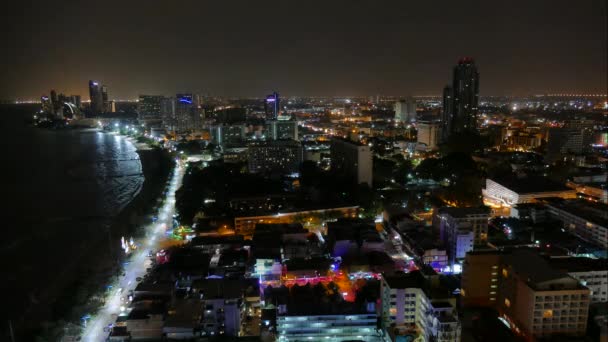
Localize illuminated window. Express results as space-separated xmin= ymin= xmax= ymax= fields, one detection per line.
xmin=543 ymin=310 xmax=553 ymax=318
xmin=504 ymin=298 xmax=511 ymax=307
xmin=502 ymin=268 xmax=509 ymax=278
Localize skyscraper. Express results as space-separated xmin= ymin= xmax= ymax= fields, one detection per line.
xmin=160 ymin=97 xmax=176 ymax=131
xmin=394 ymin=97 xmax=416 ymax=123
xmin=137 ymin=95 xmax=164 ymax=120
xmin=89 ymin=80 xmax=104 ymax=115
xmin=330 ymin=137 xmax=373 ymax=187
xmin=441 ymin=58 xmax=480 ymax=142
xmin=416 ymin=120 xmax=441 ymax=151
xmin=101 ymin=85 xmax=109 ymax=112
xmin=441 ymin=85 xmax=453 ymax=143
xmin=50 ymin=89 xmax=60 ymax=114
xmin=69 ymin=95 xmax=81 ymax=109
xmin=265 ymin=92 xmax=280 ymax=120
xmin=175 ymin=93 xmax=200 ymax=131
xmin=41 ymin=95 xmax=53 ymax=114
xmin=266 ymin=118 xmax=299 ymax=141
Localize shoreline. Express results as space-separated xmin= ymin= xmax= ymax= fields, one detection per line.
xmin=9 ymin=132 xmax=174 ymax=341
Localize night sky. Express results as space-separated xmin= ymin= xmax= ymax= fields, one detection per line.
xmin=1 ymin=0 xmax=606 ymax=99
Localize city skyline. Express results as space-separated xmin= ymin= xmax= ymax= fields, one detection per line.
xmin=2 ymin=0 xmax=606 ymax=100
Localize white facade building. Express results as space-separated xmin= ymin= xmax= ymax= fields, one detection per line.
xmin=381 ymin=272 xmax=461 ymax=342
xmin=394 ymin=97 xmax=417 ymax=123
xmin=483 ymin=177 xmax=576 ymax=208
xmin=417 ymin=121 xmax=441 ymax=151
xmin=277 ymin=314 xmax=382 ymax=341
xmin=330 ymin=138 xmax=373 ymax=187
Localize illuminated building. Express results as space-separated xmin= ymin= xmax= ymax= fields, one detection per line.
xmin=394 ymin=97 xmax=416 ymax=123
xmin=101 ymin=85 xmax=109 ymax=112
xmin=483 ymin=176 xmax=577 ymax=208
xmin=88 ymin=80 xmax=104 ymax=115
xmin=462 ymin=249 xmax=591 ymax=341
xmin=247 ymin=139 xmax=302 ymax=174
xmin=416 ymin=120 xmax=441 ymax=151
xmin=69 ymin=95 xmax=81 ymax=109
xmin=209 ymin=124 xmax=246 ymax=147
xmin=276 ymin=314 xmax=381 ymax=342
xmin=265 ymin=91 xmax=280 ymax=120
xmin=441 ymin=58 xmax=480 ymax=142
xmin=548 ymin=257 xmax=608 ymax=303
xmin=546 ymin=128 xmax=586 ymax=163
xmin=40 ymin=95 xmax=53 ymax=114
xmin=175 ymin=93 xmax=201 ymax=131
xmin=137 ymin=95 xmax=164 ymax=121
xmin=234 ymin=206 xmax=358 ymax=237
xmin=330 ymin=137 xmax=373 ymax=187
xmin=543 ymin=198 xmax=608 ymax=248
xmin=381 ymin=271 xmax=461 ymax=342
xmin=507 ymin=131 xmax=542 ymax=150
xmin=160 ymin=97 xmax=176 ymax=130
xmin=191 ymin=279 xmax=244 ymax=337
xmin=266 ymin=283 xmax=382 ymax=342
xmin=434 ymin=207 xmax=490 ymax=266
xmin=461 ymin=250 xmax=501 ymax=307
xmin=441 ymin=85 xmax=453 ymax=143
xmin=498 ymin=250 xmax=590 ymax=340
xmin=266 ymin=118 xmax=298 ymax=140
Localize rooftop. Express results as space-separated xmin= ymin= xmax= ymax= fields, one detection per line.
xmin=490 ymin=176 xmax=572 ymax=194
xmin=547 ymin=256 xmax=608 ymax=273
xmin=504 ymin=249 xmax=584 ymax=290
xmin=437 ymin=206 xmax=490 ymax=218
xmin=542 ymin=198 xmax=608 ymax=227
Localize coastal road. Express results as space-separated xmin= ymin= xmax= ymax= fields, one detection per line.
xmin=79 ymin=161 xmax=184 ymax=342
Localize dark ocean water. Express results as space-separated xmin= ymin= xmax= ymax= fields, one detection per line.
xmin=1 ymin=104 xmax=144 ymax=328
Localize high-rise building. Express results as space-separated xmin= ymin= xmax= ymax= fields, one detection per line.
xmin=160 ymin=97 xmax=176 ymax=131
xmin=265 ymin=92 xmax=280 ymax=120
xmin=381 ymin=271 xmax=461 ymax=342
xmin=330 ymin=137 xmax=373 ymax=187
xmin=546 ymin=128 xmax=585 ymax=162
xmin=441 ymin=85 xmax=454 ymax=143
xmin=394 ymin=97 xmax=416 ymax=123
xmin=217 ymin=107 xmax=246 ymax=124
xmin=416 ymin=120 xmax=441 ymax=151
xmin=462 ymin=249 xmax=591 ymax=341
xmin=107 ymin=100 xmax=116 ymax=113
xmin=247 ymin=140 xmax=303 ymax=174
xmin=433 ymin=207 xmax=490 ymax=266
xmin=548 ymin=256 xmax=608 ymax=303
xmin=69 ymin=95 xmax=81 ymax=109
xmin=137 ymin=95 xmax=164 ymax=121
xmin=210 ymin=124 xmax=246 ymax=147
xmin=41 ymin=95 xmax=53 ymax=114
xmin=175 ymin=93 xmax=198 ymax=131
xmin=50 ymin=90 xmax=58 ymax=114
xmin=500 ymin=250 xmax=590 ymax=340
xmin=451 ymin=58 xmax=479 ymax=132
xmin=461 ymin=250 xmax=502 ymax=307
xmin=89 ymin=80 xmax=104 ymax=115
xmin=101 ymin=85 xmax=109 ymax=112
xmin=265 ymin=118 xmax=298 ymax=140
xmin=441 ymin=58 xmax=479 ymax=142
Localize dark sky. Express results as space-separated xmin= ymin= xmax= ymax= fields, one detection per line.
xmin=1 ymin=0 xmax=606 ymax=99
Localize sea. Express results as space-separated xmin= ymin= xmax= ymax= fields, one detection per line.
xmin=0 ymin=104 xmax=144 ymax=333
